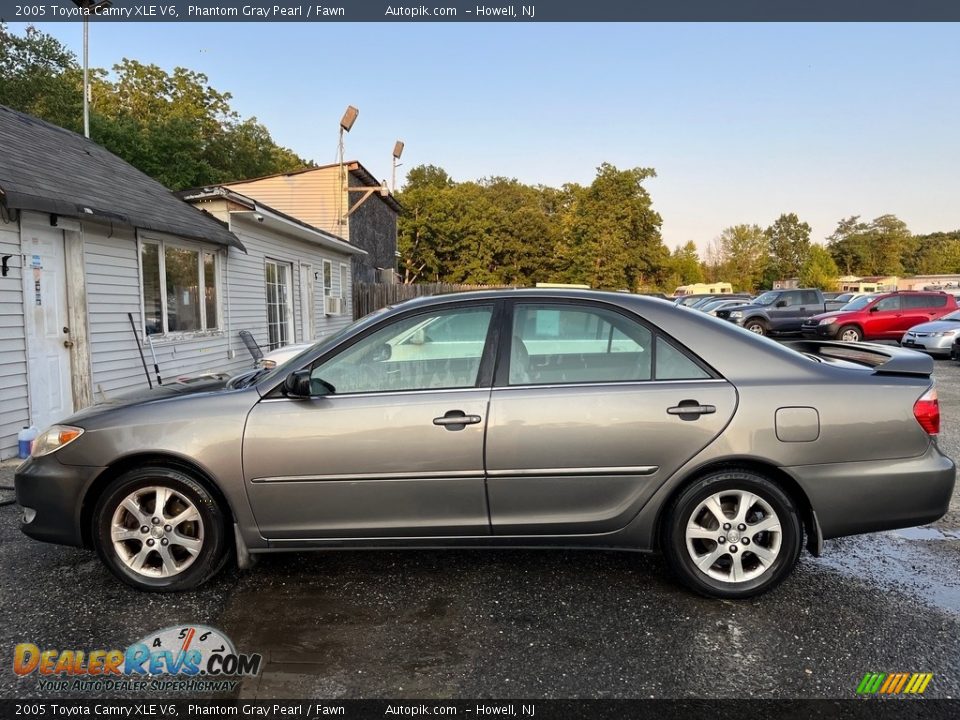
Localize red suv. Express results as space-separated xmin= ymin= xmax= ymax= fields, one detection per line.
xmin=802 ymin=291 xmax=957 ymax=343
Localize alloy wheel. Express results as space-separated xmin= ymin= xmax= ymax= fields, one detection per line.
xmin=684 ymin=489 xmax=782 ymax=583
xmin=110 ymin=486 xmax=205 ymax=578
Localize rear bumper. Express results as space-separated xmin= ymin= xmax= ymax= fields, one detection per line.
xmin=15 ymin=454 xmax=105 ymax=547
xmin=787 ymin=443 xmax=955 ymax=540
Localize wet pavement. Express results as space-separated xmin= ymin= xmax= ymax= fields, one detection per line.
xmin=1 ymin=362 xmax=958 ymax=700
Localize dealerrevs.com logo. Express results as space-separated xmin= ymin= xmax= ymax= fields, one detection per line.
xmin=14 ymin=625 xmax=261 ymax=693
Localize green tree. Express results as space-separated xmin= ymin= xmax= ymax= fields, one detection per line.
xmin=558 ymin=163 xmax=667 ymax=290
xmin=663 ymin=241 xmax=704 ymax=290
xmin=799 ymin=245 xmax=839 ymax=289
xmin=827 ymin=214 xmax=911 ymax=276
xmin=716 ymin=224 xmax=769 ymax=292
xmin=0 ymin=24 xmax=307 ymax=189
xmin=765 ymin=213 xmax=811 ymax=281
xmin=907 ymin=232 xmax=960 ymax=275
xmin=0 ymin=23 xmax=85 ymax=131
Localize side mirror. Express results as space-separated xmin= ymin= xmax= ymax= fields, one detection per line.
xmin=283 ymin=369 xmax=313 ymax=398
xmin=869 ymin=306 xmax=879 ymax=313
xmin=775 ymin=300 xmax=787 ymax=308
xmin=372 ymin=343 xmax=392 ymax=362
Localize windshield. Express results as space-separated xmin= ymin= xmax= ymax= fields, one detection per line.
xmin=243 ymin=306 xmax=394 ymax=389
xmin=940 ymin=310 xmax=960 ymax=322
xmin=840 ymin=295 xmax=874 ymax=311
xmin=752 ymin=291 xmax=780 ymax=306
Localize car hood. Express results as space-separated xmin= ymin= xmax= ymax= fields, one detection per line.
xmin=64 ymin=374 xmax=236 ymax=424
xmin=806 ymin=310 xmax=849 ymax=323
xmin=904 ymin=320 xmax=960 ymax=333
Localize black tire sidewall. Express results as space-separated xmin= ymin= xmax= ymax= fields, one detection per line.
xmin=838 ymin=325 xmax=861 ymax=342
xmin=663 ymin=472 xmax=802 ymax=599
xmin=745 ymin=320 xmax=767 ymax=335
xmin=93 ymin=466 xmax=227 ymax=592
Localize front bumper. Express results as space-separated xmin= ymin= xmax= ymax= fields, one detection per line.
xmin=15 ymin=454 xmax=106 ymax=547
xmin=787 ymin=443 xmax=955 ymax=540
xmin=902 ymin=334 xmax=954 ymax=356
xmin=801 ymin=323 xmax=838 ymax=339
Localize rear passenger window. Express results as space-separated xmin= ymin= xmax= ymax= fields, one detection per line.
xmin=903 ymin=294 xmax=947 ymax=309
xmin=510 ymin=304 xmax=652 ymax=385
xmin=655 ymin=337 xmax=711 ymax=380
xmin=801 ymin=291 xmax=820 ymax=305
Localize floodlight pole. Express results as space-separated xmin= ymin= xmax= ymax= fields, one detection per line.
xmin=83 ymin=18 xmax=89 ymax=137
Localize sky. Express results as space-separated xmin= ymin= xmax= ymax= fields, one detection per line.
xmin=25 ymin=21 xmax=960 ymax=252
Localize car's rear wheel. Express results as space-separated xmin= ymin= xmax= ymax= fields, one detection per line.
xmin=93 ymin=466 xmax=229 ymax=592
xmin=663 ymin=470 xmax=802 ymax=599
xmin=838 ymin=325 xmax=862 ymax=343
xmin=744 ymin=319 xmax=767 ymax=335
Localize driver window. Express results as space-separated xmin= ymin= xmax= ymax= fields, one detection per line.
xmin=311 ymin=307 xmax=493 ymax=394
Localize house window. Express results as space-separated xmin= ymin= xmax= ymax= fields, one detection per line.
xmin=339 ymin=262 xmax=348 ymax=299
xmin=141 ymin=240 xmax=219 ymax=336
xmin=265 ymin=259 xmax=294 ymax=350
xmin=322 ymin=259 xmax=333 ymax=297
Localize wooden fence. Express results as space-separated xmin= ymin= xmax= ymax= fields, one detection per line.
xmin=353 ymin=282 xmax=512 ymax=319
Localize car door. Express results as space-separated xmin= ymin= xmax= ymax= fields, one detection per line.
xmin=903 ymin=293 xmax=948 ymax=328
xmin=771 ymin=290 xmax=805 ymax=331
xmin=863 ymin=295 xmax=902 ymax=339
xmin=243 ymin=302 xmax=500 ymax=539
xmin=484 ymin=300 xmax=737 ymax=535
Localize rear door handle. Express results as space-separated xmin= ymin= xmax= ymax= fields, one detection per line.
xmin=667 ymin=401 xmax=716 ymax=420
xmin=433 ymin=411 xmax=482 ymax=430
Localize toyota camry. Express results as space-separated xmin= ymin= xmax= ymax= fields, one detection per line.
xmin=15 ymin=289 xmax=956 ymax=598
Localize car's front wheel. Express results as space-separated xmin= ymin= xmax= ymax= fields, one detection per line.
xmin=93 ymin=465 xmax=229 ymax=592
xmin=838 ymin=325 xmax=862 ymax=343
xmin=662 ymin=470 xmax=802 ymax=599
xmin=744 ymin=319 xmax=768 ymax=335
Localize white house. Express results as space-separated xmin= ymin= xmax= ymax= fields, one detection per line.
xmin=0 ymin=105 xmax=363 ymax=459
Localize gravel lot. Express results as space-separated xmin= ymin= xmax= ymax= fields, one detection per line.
xmin=1 ymin=361 xmax=958 ymax=700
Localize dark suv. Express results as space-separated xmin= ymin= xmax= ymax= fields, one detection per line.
xmin=802 ymin=291 xmax=957 ymax=343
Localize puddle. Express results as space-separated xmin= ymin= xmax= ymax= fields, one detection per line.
xmin=818 ymin=530 xmax=960 ymax=615
xmin=890 ymin=527 xmax=960 ymax=541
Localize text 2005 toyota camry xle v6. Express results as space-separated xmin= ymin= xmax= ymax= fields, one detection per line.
xmin=15 ymin=290 xmax=956 ymax=598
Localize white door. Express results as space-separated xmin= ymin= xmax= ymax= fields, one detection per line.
xmin=299 ymin=263 xmax=315 ymax=342
xmin=22 ymin=223 xmax=74 ymax=431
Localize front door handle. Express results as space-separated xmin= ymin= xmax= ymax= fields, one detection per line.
xmin=667 ymin=401 xmax=716 ymax=421
xmin=433 ymin=410 xmax=482 ymax=430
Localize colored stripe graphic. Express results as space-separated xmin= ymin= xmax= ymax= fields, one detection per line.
xmin=857 ymin=672 xmax=933 ymax=695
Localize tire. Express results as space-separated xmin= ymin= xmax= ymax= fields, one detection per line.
xmin=837 ymin=325 xmax=862 ymax=343
xmin=744 ymin=319 xmax=768 ymax=335
xmin=662 ymin=470 xmax=802 ymax=599
xmin=93 ymin=465 xmax=229 ymax=592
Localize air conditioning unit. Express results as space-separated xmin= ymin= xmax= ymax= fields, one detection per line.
xmin=324 ymin=296 xmax=343 ymax=316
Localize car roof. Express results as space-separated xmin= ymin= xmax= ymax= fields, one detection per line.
xmin=389 ymin=287 xmax=666 ymax=311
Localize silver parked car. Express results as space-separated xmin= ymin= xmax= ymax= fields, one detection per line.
xmin=901 ymin=310 xmax=960 ymax=357
xmin=15 ymin=290 xmax=955 ymax=598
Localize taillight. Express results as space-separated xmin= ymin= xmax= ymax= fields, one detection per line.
xmin=913 ymin=388 xmax=940 ymax=435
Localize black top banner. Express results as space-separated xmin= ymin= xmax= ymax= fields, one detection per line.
xmin=2 ymin=0 xmax=960 ymax=22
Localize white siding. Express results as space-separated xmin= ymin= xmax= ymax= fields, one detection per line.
xmin=227 ymin=217 xmax=354 ymax=360
xmin=83 ymin=217 xmax=354 ymax=402
xmin=0 ymin=219 xmax=27 ymax=459
xmin=83 ymin=223 xmax=247 ymax=400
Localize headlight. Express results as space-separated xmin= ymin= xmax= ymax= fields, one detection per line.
xmin=729 ymin=311 xmax=743 ymax=319
xmin=819 ymin=317 xmax=838 ymax=326
xmin=31 ymin=425 xmax=84 ymax=457
xmin=259 ymin=359 xmax=277 ymax=369
xmin=933 ymin=331 xmax=957 ymax=337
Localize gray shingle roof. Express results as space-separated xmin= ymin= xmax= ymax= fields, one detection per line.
xmin=0 ymin=105 xmax=244 ymax=250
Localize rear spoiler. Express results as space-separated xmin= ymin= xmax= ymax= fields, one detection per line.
xmin=784 ymin=340 xmax=934 ymax=377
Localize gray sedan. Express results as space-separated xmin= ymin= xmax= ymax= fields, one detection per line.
xmin=902 ymin=311 xmax=960 ymax=356
xmin=15 ymin=290 xmax=956 ymax=599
